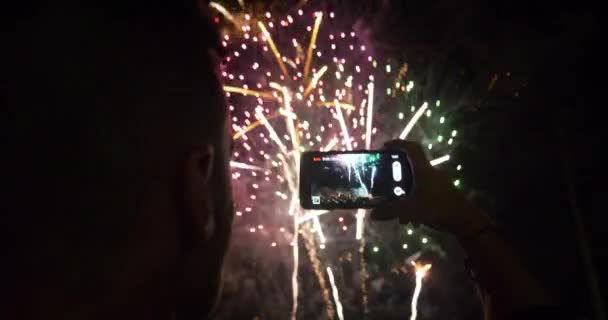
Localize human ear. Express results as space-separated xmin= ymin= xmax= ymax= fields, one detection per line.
xmin=173 ymin=143 xmax=220 ymax=319
xmin=180 ymin=144 xmax=215 ymax=252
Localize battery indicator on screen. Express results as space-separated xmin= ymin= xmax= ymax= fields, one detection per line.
xmin=391 ymin=154 xmax=399 ymax=159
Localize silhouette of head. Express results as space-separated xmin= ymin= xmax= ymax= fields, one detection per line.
xmin=6 ymin=1 xmax=233 ymax=319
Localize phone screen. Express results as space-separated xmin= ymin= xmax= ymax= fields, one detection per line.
xmin=299 ymin=150 xmax=412 ymax=209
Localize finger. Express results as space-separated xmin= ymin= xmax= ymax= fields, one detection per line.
xmin=399 ymin=214 xmax=422 ymax=227
xmin=384 ymin=140 xmax=430 ymax=170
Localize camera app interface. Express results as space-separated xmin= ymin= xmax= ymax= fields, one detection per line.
xmin=310 ymin=153 xmax=407 ymax=207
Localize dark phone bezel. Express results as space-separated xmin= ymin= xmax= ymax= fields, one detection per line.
xmin=299 ymin=150 xmax=412 ymax=210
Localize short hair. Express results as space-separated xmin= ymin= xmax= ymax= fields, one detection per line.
xmin=5 ymin=0 xmax=226 ymax=293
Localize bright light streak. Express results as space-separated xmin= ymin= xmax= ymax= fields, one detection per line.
xmin=258 ymin=22 xmax=289 ymax=77
xmin=232 ymin=112 xmax=282 ymax=140
xmin=365 ymin=82 xmax=374 ymax=149
xmin=314 ymin=101 xmax=356 ymax=111
xmin=370 ymin=166 xmax=376 ymax=189
xmin=334 ymin=100 xmax=352 ymax=150
xmin=304 ymin=12 xmax=323 ymax=82
xmin=280 ymin=155 xmax=298 ymax=195
xmin=410 ymin=263 xmax=432 ymax=320
xmin=230 ymin=161 xmax=265 ymax=171
xmin=209 ymin=2 xmax=235 ymax=25
xmin=326 ymin=267 xmax=345 ymax=320
xmin=278 ymin=85 xmax=300 ymax=169
xmin=301 ymin=231 xmax=335 ymax=318
xmin=359 ymin=238 xmax=369 ymax=313
xmin=399 ymin=102 xmax=428 ymax=140
xmin=313 ymin=216 xmax=326 ymax=244
xmin=297 ymin=210 xmax=329 ymax=224
xmin=323 ymin=137 xmax=338 ymax=151
xmin=355 ymin=209 xmax=366 ymax=240
xmin=290 ymin=195 xmax=299 ymax=320
xmin=256 ymin=110 xmax=289 ymax=155
xmin=352 ymin=163 xmax=369 ymax=195
xmin=430 ymin=154 xmax=450 ymax=166
xmin=304 ymin=65 xmax=328 ymax=96
xmin=223 ymin=86 xmax=277 ymax=100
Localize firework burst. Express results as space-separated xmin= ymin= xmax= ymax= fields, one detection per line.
xmin=213 ymin=2 xmax=462 ymax=318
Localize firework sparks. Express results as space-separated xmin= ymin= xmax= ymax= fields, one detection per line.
xmin=304 ymin=12 xmax=323 ymax=82
xmin=334 ymin=100 xmax=353 ymax=150
xmin=430 ymin=154 xmax=451 ymax=166
xmin=302 ymin=229 xmax=335 ymax=319
xmin=289 ymin=195 xmax=300 ymax=320
xmin=326 ymin=267 xmax=345 ymax=320
xmin=365 ymin=82 xmax=374 ymax=149
xmin=258 ymin=21 xmax=290 ymax=77
xmin=410 ymin=262 xmax=432 ymax=320
xmin=209 ymin=2 xmax=235 ymax=25
xmin=399 ymin=102 xmax=428 ymax=140
xmin=218 ymin=3 xmax=462 ymax=318
xmin=230 ymin=161 xmax=265 ymax=171
xmin=359 ymin=236 xmax=370 ymax=314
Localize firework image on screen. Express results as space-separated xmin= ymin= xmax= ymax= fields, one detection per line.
xmin=309 ymin=153 xmax=407 ymax=206
xmin=312 ymin=153 xmax=381 ymax=206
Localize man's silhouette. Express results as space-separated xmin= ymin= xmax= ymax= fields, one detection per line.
xmin=6 ymin=1 xmax=233 ymax=319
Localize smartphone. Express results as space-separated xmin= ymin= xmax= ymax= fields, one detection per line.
xmin=299 ymin=150 xmax=412 ymax=209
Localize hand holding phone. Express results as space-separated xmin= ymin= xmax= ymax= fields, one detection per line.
xmin=369 ymin=140 xmax=492 ymax=237
xmin=299 ymin=149 xmax=413 ymax=209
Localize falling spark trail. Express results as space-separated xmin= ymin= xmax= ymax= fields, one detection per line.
xmin=334 ymin=100 xmax=352 ymax=150
xmin=280 ymin=156 xmax=298 ymax=197
xmin=326 ymin=267 xmax=345 ymax=320
xmin=430 ymin=154 xmax=450 ymax=166
xmin=399 ymin=102 xmax=428 ymax=140
xmin=277 ymin=85 xmax=301 ymax=168
xmin=410 ymin=263 xmax=432 ymax=320
xmin=258 ymin=22 xmax=289 ymax=77
xmin=302 ymin=229 xmax=335 ymax=319
xmin=314 ymin=101 xmax=357 ymax=111
xmin=256 ymin=110 xmax=289 ymax=155
xmin=304 ymin=12 xmax=323 ymax=82
xmin=232 ymin=112 xmax=282 ymax=140
xmin=355 ymin=209 xmax=365 ymax=240
xmin=351 ymin=162 xmax=369 ymax=195
xmin=209 ymin=2 xmax=235 ymax=25
xmin=313 ymin=215 xmax=326 ymax=244
xmin=304 ymin=65 xmax=328 ymax=96
xmin=290 ymin=196 xmax=299 ymax=320
xmin=297 ymin=210 xmax=329 ymax=224
xmin=230 ymin=161 xmax=264 ymax=171
xmin=359 ymin=236 xmax=369 ymax=314
xmin=370 ymin=166 xmax=376 ymax=189
xmin=323 ymin=137 xmax=338 ymax=151
xmin=365 ymin=82 xmax=374 ymax=149
xmin=223 ymin=86 xmax=277 ymax=99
